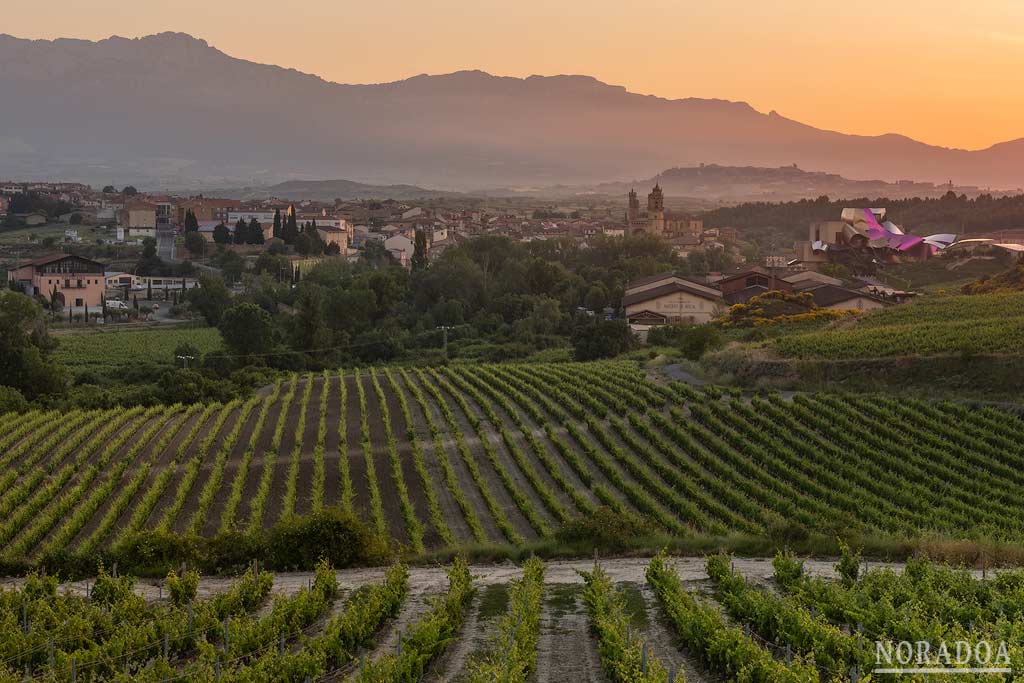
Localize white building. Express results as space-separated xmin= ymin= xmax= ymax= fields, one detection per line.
xmin=384 ymin=234 xmax=414 ymax=267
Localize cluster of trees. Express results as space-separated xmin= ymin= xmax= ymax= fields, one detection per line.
xmin=0 ymin=290 xmax=67 ymax=409
xmin=700 ymin=191 xmax=1024 ymax=238
xmin=233 ymin=218 xmax=266 ymax=245
xmin=271 ymin=208 xmax=340 ymax=256
xmin=135 ymin=237 xmax=198 ymax=278
xmin=181 ymin=233 xmax=681 ymax=368
xmin=101 ymin=185 xmax=137 ymax=195
xmin=208 ymin=219 xmax=265 ymax=246
xmin=198 ymin=209 xmax=339 ymax=256
xmin=532 ymin=209 xmax=582 ymax=220
xmin=2 ymin=192 xmax=73 ymax=227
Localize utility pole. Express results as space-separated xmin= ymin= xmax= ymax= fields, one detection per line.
xmin=767 ymin=231 xmax=778 ymax=291
xmin=176 ymin=354 xmax=195 ymax=369
xmin=437 ymin=325 xmax=453 ymax=360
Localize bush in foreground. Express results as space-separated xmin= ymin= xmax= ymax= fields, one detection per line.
xmin=555 ymin=506 xmax=655 ymax=554
xmin=33 ymin=507 xmax=387 ymax=579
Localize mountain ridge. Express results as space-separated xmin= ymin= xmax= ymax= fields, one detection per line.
xmin=2 ymin=31 xmax=1022 ymax=191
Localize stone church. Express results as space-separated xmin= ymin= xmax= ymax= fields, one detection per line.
xmin=625 ymin=183 xmax=702 ymax=238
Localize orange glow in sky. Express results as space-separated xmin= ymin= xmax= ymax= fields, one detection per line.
xmin=7 ymin=0 xmax=1024 ymax=150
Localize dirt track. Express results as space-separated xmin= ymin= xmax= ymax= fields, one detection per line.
xmin=0 ymin=556 xmax=981 ymax=682
xmin=3 ymin=555 xmax=920 ymax=601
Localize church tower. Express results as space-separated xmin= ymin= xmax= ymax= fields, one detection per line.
xmin=627 ymin=189 xmax=640 ymax=222
xmin=647 ymin=182 xmax=665 ymax=235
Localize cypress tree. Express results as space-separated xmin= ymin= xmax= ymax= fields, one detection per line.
xmin=249 ymin=218 xmax=264 ymax=245
xmin=412 ymin=228 xmax=428 ymax=272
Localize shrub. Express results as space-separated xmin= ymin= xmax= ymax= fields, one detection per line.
xmin=0 ymin=385 xmax=28 ymax=414
xmin=556 ymin=506 xmax=653 ymax=553
xmin=571 ymin=319 xmax=634 ymax=361
xmin=771 ymin=550 xmax=805 ymax=588
xmin=267 ymin=507 xmax=387 ymax=570
xmin=90 ymin=563 xmax=137 ymax=605
xmin=166 ymin=568 xmax=200 ymax=606
xmin=112 ymin=530 xmax=202 ymax=574
xmin=836 ymin=539 xmax=862 ymax=586
xmin=647 ymin=323 xmax=723 ymax=360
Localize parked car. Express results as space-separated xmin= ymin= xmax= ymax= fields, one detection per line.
xmin=105 ymin=300 xmax=129 ymax=311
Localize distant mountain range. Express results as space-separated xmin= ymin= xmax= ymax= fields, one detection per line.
xmin=211 ymin=166 xmax=990 ymax=204
xmin=206 ymin=179 xmax=460 ymax=201
xmin=583 ymin=164 xmax=990 ymax=203
xmin=2 ymin=32 xmax=1024 ymax=193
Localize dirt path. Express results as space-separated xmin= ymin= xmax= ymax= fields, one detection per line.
xmin=347 ymin=587 xmax=440 ymax=677
xmin=421 ymin=590 xmax=496 ymax=682
xmin=535 ymin=583 xmax=608 ymax=683
xmin=639 ymin=582 xmax=716 ymax=683
xmin=6 ymin=556 xmax=914 ymax=601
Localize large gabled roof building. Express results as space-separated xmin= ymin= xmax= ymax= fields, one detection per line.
xmin=622 ymin=272 xmax=724 ymax=326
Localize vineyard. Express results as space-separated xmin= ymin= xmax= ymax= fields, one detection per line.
xmin=54 ymin=327 xmax=223 ymax=371
xmin=1 ymin=360 xmax=1024 ymax=562
xmin=771 ymin=292 xmax=1024 ymax=358
xmin=0 ymin=554 xmax=1020 ymax=682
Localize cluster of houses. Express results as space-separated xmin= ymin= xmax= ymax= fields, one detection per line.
xmin=622 ymin=265 xmax=908 ymax=339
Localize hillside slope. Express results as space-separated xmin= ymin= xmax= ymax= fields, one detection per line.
xmin=0 ymin=362 xmax=1021 ymax=561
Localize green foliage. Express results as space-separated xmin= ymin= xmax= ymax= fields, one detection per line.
xmin=582 ymin=561 xmax=671 ymax=682
xmin=836 ymin=539 xmax=862 ymax=586
xmin=212 ymin=222 xmax=231 ymax=244
xmin=166 ymin=567 xmax=200 ymax=606
xmin=647 ymin=323 xmax=722 ymax=360
xmin=355 ymin=557 xmax=473 ymax=683
xmin=466 ymin=557 xmax=544 ymax=683
xmin=90 ymin=563 xmax=137 ymax=605
xmin=700 ymin=191 xmax=1024 ymax=237
xmin=771 ymin=292 xmax=1024 ymax=358
xmin=647 ymin=553 xmax=818 ymax=683
xmin=55 ymin=327 xmax=221 ymax=371
xmin=411 ymin=227 xmax=428 ymax=272
xmin=772 ymin=550 xmax=805 ymax=588
xmin=187 ymin=274 xmax=232 ymax=326
xmin=556 ymin=507 xmax=654 ymax=553
xmin=184 ymin=230 xmax=206 ymax=255
xmin=0 ymin=290 xmax=66 ymax=400
xmin=571 ymin=318 xmax=634 ymax=361
xmin=0 ymin=385 xmax=28 ymax=414
xmin=961 ymin=261 xmax=1024 ymax=294
xmin=219 ymin=303 xmax=276 ymax=359
xmin=267 ymin=507 xmax=387 ymax=570
xmin=706 ymin=553 xmax=866 ymax=673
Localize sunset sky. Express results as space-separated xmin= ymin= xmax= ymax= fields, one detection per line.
xmin=7 ymin=0 xmax=1024 ymax=150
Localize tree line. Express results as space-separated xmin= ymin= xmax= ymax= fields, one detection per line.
xmin=700 ymin=191 xmax=1024 ymax=237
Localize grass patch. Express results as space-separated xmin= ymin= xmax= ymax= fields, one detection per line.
xmin=617 ymin=582 xmax=648 ymax=628
xmin=476 ymin=583 xmax=509 ymax=619
xmin=546 ymin=584 xmax=580 ymax=617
